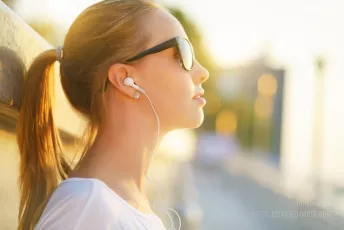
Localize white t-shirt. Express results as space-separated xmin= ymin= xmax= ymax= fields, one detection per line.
xmin=35 ymin=178 xmax=166 ymax=230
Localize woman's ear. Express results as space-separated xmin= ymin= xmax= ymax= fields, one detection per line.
xmin=107 ymin=63 xmax=137 ymax=98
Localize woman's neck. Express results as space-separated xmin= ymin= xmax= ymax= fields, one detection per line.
xmin=70 ymin=102 xmax=165 ymax=196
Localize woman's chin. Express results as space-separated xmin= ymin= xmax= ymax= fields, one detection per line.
xmin=186 ymin=110 xmax=205 ymax=129
xmin=169 ymin=108 xmax=205 ymax=130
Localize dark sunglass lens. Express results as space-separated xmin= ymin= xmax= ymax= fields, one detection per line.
xmin=179 ymin=39 xmax=193 ymax=70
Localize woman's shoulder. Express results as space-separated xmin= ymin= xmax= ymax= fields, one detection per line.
xmin=46 ymin=177 xmax=124 ymax=213
xmin=35 ymin=178 xmax=123 ymax=230
xmin=51 ymin=177 xmax=107 ymax=199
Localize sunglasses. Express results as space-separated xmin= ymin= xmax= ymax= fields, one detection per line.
xmin=126 ymin=36 xmax=195 ymax=71
xmin=103 ymin=36 xmax=194 ymax=91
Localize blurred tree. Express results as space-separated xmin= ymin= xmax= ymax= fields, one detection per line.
xmin=169 ymin=7 xmax=218 ymax=132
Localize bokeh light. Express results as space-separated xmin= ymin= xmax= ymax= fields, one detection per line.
xmin=215 ymin=109 xmax=237 ymax=135
xmin=258 ymin=73 xmax=278 ymax=97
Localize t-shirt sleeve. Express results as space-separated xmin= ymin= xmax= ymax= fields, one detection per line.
xmin=34 ymin=181 xmax=122 ymax=230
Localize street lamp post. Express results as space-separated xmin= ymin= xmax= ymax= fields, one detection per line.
xmin=312 ymin=56 xmax=326 ymax=201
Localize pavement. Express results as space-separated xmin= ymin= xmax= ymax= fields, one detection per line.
xmin=192 ymin=165 xmax=344 ymax=230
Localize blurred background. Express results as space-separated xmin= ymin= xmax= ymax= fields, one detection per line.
xmin=1 ymin=0 xmax=344 ymax=229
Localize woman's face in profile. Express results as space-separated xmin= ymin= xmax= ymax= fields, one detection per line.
xmin=132 ymin=9 xmax=209 ymax=131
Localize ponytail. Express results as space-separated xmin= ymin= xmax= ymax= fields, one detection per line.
xmin=17 ymin=49 xmax=71 ymax=230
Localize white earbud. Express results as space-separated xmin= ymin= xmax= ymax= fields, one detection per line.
xmin=124 ymin=77 xmax=146 ymax=94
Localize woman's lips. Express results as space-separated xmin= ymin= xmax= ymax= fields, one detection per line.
xmin=193 ymin=96 xmax=206 ymax=105
xmin=192 ymin=90 xmax=204 ymax=99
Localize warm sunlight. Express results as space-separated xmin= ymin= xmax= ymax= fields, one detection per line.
xmin=207 ymin=33 xmax=262 ymax=67
xmin=4 ymin=0 xmax=344 ymax=228
xmin=158 ymin=129 xmax=196 ymax=162
xmin=16 ymin=0 xmax=98 ymax=29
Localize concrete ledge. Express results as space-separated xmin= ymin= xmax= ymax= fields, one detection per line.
xmin=0 ymin=1 xmax=86 ymax=138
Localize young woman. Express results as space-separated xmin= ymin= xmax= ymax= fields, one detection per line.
xmin=17 ymin=0 xmax=209 ymax=229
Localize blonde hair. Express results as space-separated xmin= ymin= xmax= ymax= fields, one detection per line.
xmin=17 ymin=1 xmax=160 ymax=229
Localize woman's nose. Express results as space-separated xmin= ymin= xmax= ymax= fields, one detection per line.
xmin=193 ymin=60 xmax=210 ymax=84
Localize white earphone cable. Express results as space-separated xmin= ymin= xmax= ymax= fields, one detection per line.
xmin=140 ymin=90 xmax=182 ymax=230
xmin=123 ymin=77 xmax=181 ymax=230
